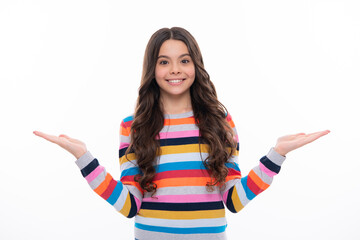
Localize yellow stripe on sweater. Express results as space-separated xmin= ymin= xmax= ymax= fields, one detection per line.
xmin=232 ymin=185 xmax=244 ymax=212
xmin=137 ymin=209 xmax=225 ymax=220
xmin=119 ymin=193 xmax=131 ymax=217
xmin=119 ymin=144 xmax=239 ymax=165
xmin=160 ymin=144 xmax=209 ymax=155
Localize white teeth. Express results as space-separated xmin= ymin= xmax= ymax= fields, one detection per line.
xmin=168 ymin=79 xmax=183 ymax=83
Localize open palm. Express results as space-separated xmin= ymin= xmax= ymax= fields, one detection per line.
xmin=274 ymin=130 xmax=330 ymax=156
xmin=33 ymin=131 xmax=87 ymax=159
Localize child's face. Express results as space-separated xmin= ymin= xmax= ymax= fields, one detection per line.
xmin=155 ymin=39 xmax=195 ymax=101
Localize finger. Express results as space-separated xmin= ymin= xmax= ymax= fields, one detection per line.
xmin=59 ymin=134 xmax=71 ymax=139
xmin=33 ymin=131 xmax=61 ymax=144
xmin=306 ymin=130 xmax=330 ymax=139
xmin=286 ymin=132 xmax=306 ymax=140
xmin=59 ymin=134 xmax=83 ymax=144
xmin=301 ymin=130 xmax=330 ymax=144
xmin=293 ymin=133 xmax=306 ymax=138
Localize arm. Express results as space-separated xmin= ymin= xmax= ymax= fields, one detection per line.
xmin=74 ymin=118 xmax=143 ymax=218
xmin=221 ymin=113 xmax=329 ymax=213
xmin=75 ymin=152 xmax=142 ymax=218
xmin=33 ymin=118 xmax=143 ymax=218
xmin=222 ymin=147 xmax=285 ymax=213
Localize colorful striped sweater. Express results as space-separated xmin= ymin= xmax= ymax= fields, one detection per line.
xmin=75 ymin=111 xmax=286 ymax=240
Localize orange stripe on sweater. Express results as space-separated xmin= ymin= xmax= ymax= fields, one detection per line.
xmin=120 ymin=127 xmax=130 ymax=136
xmin=164 ymin=117 xmax=195 ymax=126
xmin=153 ymin=174 xmax=240 ymax=188
xmin=226 ymin=114 xmax=235 ymax=128
xmin=94 ymin=173 xmax=112 ymax=195
xmin=227 ymin=119 xmax=235 ymax=128
xmin=225 ymin=174 xmax=241 ymax=182
xmin=248 ymin=170 xmax=270 ymax=191
xmin=154 ymin=177 xmax=210 ymax=188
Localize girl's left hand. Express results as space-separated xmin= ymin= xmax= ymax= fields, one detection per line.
xmin=274 ymin=130 xmax=330 ymax=156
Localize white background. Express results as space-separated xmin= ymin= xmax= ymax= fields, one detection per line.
xmin=1 ymin=0 xmax=359 ymax=239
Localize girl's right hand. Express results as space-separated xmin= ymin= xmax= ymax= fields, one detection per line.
xmin=33 ymin=131 xmax=88 ymax=159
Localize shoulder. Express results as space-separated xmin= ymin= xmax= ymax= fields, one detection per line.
xmin=120 ymin=114 xmax=134 ymax=135
xmin=121 ymin=114 xmax=134 ymax=125
xmin=224 ymin=111 xmax=235 ymax=128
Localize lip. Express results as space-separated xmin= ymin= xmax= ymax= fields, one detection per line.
xmin=166 ymin=78 xmax=186 ymax=81
xmin=166 ymin=78 xmax=185 ymax=86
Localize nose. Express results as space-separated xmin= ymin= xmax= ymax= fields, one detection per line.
xmin=170 ymin=63 xmax=181 ymax=75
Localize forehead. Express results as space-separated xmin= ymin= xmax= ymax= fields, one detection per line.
xmin=158 ymin=39 xmax=189 ymax=57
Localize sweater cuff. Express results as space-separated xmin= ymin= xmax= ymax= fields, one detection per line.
xmin=75 ymin=151 xmax=95 ymax=169
xmin=266 ymin=147 xmax=286 ymax=166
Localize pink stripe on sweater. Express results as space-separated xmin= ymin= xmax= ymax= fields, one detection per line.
xmin=85 ymin=165 xmax=105 ymax=183
xmin=158 ymin=130 xmax=200 ymax=139
xmin=134 ymin=196 xmax=141 ymax=212
xmin=222 ymin=190 xmax=229 ymax=202
xmin=259 ymin=162 xmax=277 ymax=177
xmin=143 ymin=194 xmax=222 ymax=203
xmin=234 ymin=134 xmax=239 ymax=142
xmin=119 ymin=142 xmax=130 ymax=149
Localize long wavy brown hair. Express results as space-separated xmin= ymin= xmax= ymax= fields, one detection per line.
xmin=126 ymin=27 xmax=237 ymax=194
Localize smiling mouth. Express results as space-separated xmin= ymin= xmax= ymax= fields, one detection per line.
xmin=166 ymin=79 xmax=185 ymax=83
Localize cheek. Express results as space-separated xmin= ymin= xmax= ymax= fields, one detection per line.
xmin=155 ymin=67 xmax=167 ymax=81
xmin=187 ymin=66 xmax=196 ymax=79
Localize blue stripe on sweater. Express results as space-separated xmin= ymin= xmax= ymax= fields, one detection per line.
xmin=106 ymin=181 xmax=123 ymax=205
xmin=155 ymin=161 xmax=206 ymax=172
xmin=123 ymin=115 xmax=134 ymax=122
xmin=120 ymin=162 xmax=205 ymax=177
xmin=135 ymin=223 xmax=227 ymax=234
xmin=241 ymin=176 xmax=256 ymax=200
xmin=225 ymin=162 xmax=240 ymax=171
xmin=121 ymin=167 xmax=142 ymax=178
xmin=121 ymin=161 xmax=240 ymax=177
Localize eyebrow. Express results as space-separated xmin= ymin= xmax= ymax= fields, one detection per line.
xmin=157 ymin=53 xmax=191 ymax=59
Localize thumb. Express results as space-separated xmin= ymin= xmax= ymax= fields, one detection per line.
xmin=59 ymin=134 xmax=84 ymax=144
xmin=59 ymin=134 xmax=71 ymax=139
xmin=58 ymin=134 xmax=76 ymax=143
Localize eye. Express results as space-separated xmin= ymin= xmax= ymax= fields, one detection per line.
xmin=181 ymin=59 xmax=190 ymax=64
xmin=159 ymin=60 xmax=168 ymax=65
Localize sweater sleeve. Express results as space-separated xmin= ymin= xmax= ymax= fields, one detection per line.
xmin=221 ymin=113 xmax=286 ymax=213
xmin=74 ymin=117 xmax=143 ymax=218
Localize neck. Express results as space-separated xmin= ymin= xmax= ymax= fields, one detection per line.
xmin=160 ymin=91 xmax=192 ymax=115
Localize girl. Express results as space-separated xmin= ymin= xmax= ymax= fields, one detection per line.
xmin=34 ymin=27 xmax=330 ymax=240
